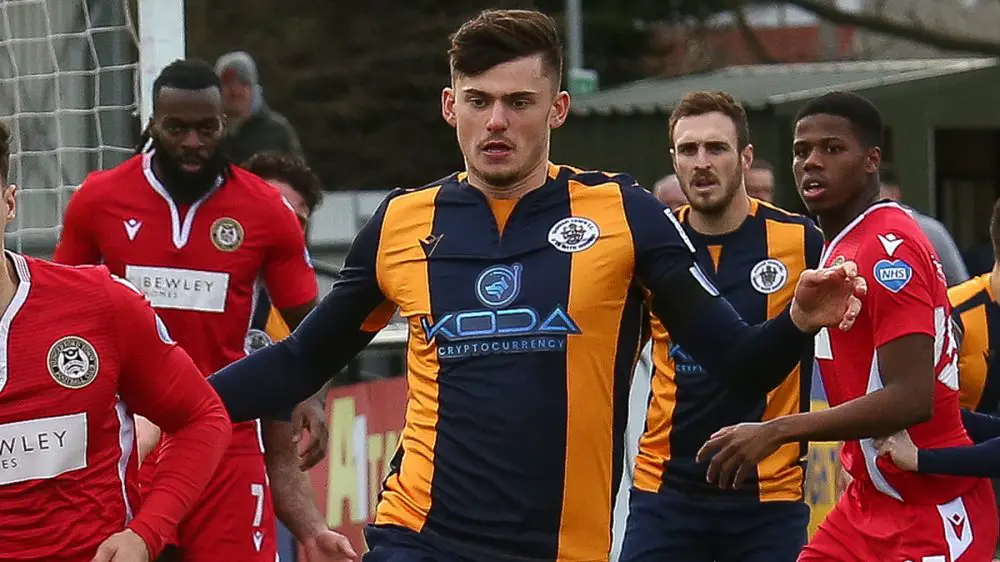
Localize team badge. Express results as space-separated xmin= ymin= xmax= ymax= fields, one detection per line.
xmin=832 ymin=255 xmax=846 ymax=267
xmin=244 ymin=329 xmax=274 ymax=354
xmin=47 ymin=336 xmax=99 ymax=389
xmin=873 ymin=259 xmax=913 ymax=293
xmin=211 ymin=217 xmax=244 ymax=252
xmin=548 ymin=217 xmax=600 ymax=253
xmin=749 ymin=258 xmax=788 ymax=294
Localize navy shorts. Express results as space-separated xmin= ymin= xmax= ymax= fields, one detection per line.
xmin=619 ymin=487 xmax=809 ymax=562
xmin=363 ymin=525 xmax=477 ymax=562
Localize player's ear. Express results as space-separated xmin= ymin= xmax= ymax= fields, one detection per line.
xmin=441 ymin=87 xmax=457 ymax=128
xmin=3 ymin=184 xmax=16 ymax=223
xmin=741 ymin=144 xmax=754 ymax=173
xmin=864 ymin=146 xmax=881 ymax=174
xmin=549 ymin=90 xmax=570 ymax=130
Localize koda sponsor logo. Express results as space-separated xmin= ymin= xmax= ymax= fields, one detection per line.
xmin=668 ymin=342 xmax=705 ymax=375
xmin=422 ymin=263 xmax=580 ymax=359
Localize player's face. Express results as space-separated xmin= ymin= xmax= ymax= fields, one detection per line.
xmin=442 ymin=54 xmax=570 ymax=191
xmin=150 ymin=86 xmax=227 ymax=197
xmin=671 ymin=112 xmax=751 ymax=214
xmin=793 ymin=114 xmax=880 ymax=215
xmin=266 ymin=178 xmax=309 ymax=231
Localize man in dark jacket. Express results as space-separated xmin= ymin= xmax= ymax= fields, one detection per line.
xmin=215 ymin=51 xmax=303 ymax=163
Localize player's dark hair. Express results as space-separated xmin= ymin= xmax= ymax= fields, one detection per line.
xmin=990 ymin=198 xmax=1000 ymax=260
xmin=669 ymin=91 xmax=750 ymax=150
xmin=794 ymin=91 xmax=884 ymax=149
xmin=136 ymin=58 xmax=222 ymax=154
xmin=241 ymin=151 xmax=324 ymax=213
xmin=449 ymin=9 xmax=563 ymax=87
xmin=0 ymin=120 xmax=9 ymax=186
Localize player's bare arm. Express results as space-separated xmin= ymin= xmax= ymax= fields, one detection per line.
xmin=275 ymin=301 xmax=330 ymax=469
xmin=695 ymin=333 xmax=934 ymax=489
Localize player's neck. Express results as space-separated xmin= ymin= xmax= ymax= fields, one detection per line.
xmin=468 ymin=159 xmax=550 ymax=201
xmin=0 ymin=252 xmax=19 ymax=318
xmin=150 ymin=153 xmax=213 ymax=206
xmin=817 ymin=192 xmax=878 ymax=241
xmin=990 ymin=264 xmax=1000 ymax=302
xmin=688 ymin=191 xmax=751 ymax=236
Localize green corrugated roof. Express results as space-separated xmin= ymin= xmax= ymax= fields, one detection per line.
xmin=569 ymin=58 xmax=998 ymax=116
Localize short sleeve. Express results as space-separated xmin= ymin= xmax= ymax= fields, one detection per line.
xmin=860 ymin=231 xmax=937 ymax=348
xmin=261 ymin=195 xmax=318 ymax=310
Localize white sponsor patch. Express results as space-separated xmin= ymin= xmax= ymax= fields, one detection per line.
xmin=0 ymin=413 xmax=88 ymax=485
xmin=125 ymin=265 xmax=230 ymax=313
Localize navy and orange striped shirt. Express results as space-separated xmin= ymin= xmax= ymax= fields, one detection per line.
xmin=634 ymin=199 xmax=822 ymax=502
xmin=210 ymin=164 xmax=816 ymax=561
xmin=949 ymin=272 xmax=1000 ymax=413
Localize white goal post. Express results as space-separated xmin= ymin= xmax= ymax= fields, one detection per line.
xmin=0 ymin=0 xmax=184 ymax=257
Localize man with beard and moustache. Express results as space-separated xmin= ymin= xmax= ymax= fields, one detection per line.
xmin=619 ymin=91 xmax=823 ymax=562
xmin=54 ymin=59 xmax=356 ymax=562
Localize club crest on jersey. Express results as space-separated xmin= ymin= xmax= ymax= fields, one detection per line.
xmin=244 ymin=329 xmax=274 ymax=355
xmin=873 ymin=259 xmax=913 ymax=293
xmin=548 ymin=217 xmax=600 ymax=253
xmin=832 ymin=255 xmax=846 ymax=267
xmin=749 ymin=258 xmax=788 ymax=294
xmin=47 ymin=336 xmax=99 ymax=389
xmin=211 ymin=217 xmax=244 ymax=252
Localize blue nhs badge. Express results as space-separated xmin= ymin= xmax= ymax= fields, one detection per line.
xmin=422 ymin=263 xmax=581 ymax=359
xmin=873 ymin=259 xmax=913 ymax=293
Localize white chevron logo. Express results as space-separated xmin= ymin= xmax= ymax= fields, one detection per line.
xmin=123 ymin=218 xmax=142 ymax=241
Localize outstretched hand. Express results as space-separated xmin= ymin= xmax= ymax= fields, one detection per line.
xmin=790 ymin=260 xmax=867 ymax=333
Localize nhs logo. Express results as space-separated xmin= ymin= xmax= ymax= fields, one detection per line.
xmin=873 ymin=259 xmax=913 ymax=293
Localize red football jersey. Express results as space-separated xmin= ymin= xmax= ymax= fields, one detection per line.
xmin=815 ymin=202 xmax=978 ymax=505
xmin=0 ymin=253 xmax=224 ymax=560
xmin=54 ymin=152 xmax=317 ymax=455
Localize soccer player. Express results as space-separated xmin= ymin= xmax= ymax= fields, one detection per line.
xmin=621 ymin=91 xmax=823 ymax=562
xmin=948 ymin=201 xmax=1000 ymax=414
xmin=697 ymin=91 xmax=1000 ymax=561
xmin=207 ymin=10 xmax=865 ymax=562
xmin=0 ymin=120 xmax=231 ymax=561
xmin=53 ymin=60 xmax=354 ymax=562
xmin=240 ymin=151 xmax=331 ymax=480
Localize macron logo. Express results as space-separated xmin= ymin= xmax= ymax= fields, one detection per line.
xmin=877 ymin=233 xmax=904 ymax=256
xmin=123 ymin=218 xmax=142 ymax=241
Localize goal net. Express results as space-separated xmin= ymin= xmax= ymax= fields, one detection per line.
xmin=1 ymin=0 xmax=140 ymax=256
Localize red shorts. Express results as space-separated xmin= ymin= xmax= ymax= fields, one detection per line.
xmin=142 ymin=452 xmax=277 ymax=562
xmin=800 ymin=478 xmax=999 ymax=562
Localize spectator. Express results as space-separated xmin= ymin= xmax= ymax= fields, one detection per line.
xmin=215 ymin=51 xmax=304 ymax=164
xmin=746 ymin=158 xmax=775 ymax=203
xmin=652 ymin=173 xmax=687 ymax=211
xmin=879 ymin=164 xmax=969 ymax=286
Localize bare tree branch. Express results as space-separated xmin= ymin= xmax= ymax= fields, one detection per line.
xmin=734 ymin=7 xmax=776 ymax=63
xmin=785 ymin=0 xmax=1000 ymax=56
